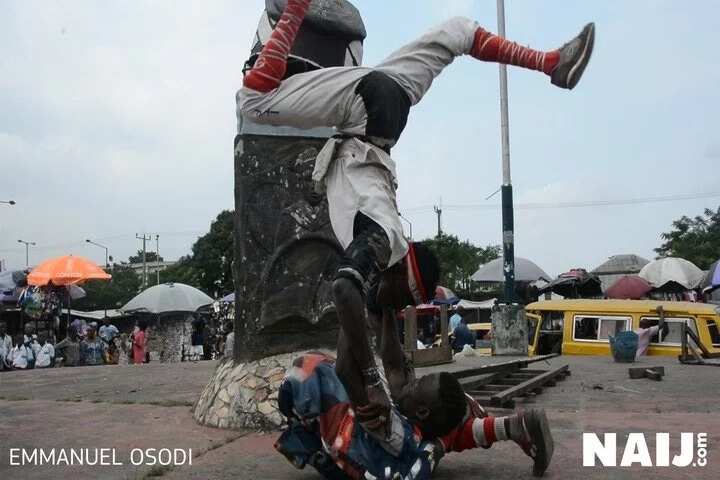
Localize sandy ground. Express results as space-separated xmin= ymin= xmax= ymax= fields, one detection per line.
xmin=0 ymin=355 xmax=718 ymax=479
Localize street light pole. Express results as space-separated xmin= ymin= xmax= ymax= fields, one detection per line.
xmin=497 ymin=0 xmax=516 ymax=304
xmin=86 ymin=239 xmax=110 ymax=319
xmin=17 ymin=239 xmax=36 ymax=267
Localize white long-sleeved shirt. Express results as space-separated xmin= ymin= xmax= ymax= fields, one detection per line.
xmin=9 ymin=345 xmax=33 ymax=369
xmin=36 ymin=343 xmax=55 ymax=368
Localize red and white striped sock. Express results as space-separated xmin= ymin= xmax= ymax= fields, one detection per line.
xmin=471 ymin=27 xmax=560 ymax=75
xmin=243 ymin=0 xmax=311 ymax=92
xmin=471 ymin=416 xmax=510 ymax=447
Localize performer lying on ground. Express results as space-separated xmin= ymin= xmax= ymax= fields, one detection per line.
xmin=237 ymin=0 xmax=595 ymax=435
xmin=275 ymin=306 xmax=554 ymax=478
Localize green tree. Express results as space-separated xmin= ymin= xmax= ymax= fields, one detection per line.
xmin=655 ymin=206 xmax=720 ymax=269
xmin=422 ymin=234 xmax=500 ymax=299
xmin=75 ymin=264 xmax=142 ymax=311
xmin=128 ymin=250 xmax=163 ymax=264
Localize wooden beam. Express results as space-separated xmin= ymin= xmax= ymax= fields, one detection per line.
xmin=490 ymin=365 xmax=569 ymax=407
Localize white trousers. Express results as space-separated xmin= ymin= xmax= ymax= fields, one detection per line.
xmin=236 ymin=16 xmax=479 ymax=135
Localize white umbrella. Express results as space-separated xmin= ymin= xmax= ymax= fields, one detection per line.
xmin=121 ymin=283 xmax=213 ymax=314
xmin=638 ymin=257 xmax=704 ymax=290
xmin=471 ymin=257 xmax=551 ymax=283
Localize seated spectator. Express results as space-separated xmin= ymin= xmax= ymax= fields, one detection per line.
xmin=55 ymin=330 xmax=81 ymax=367
xmin=35 ymin=333 xmax=55 ymax=368
xmin=451 ymin=318 xmax=476 ymax=352
xmin=0 ymin=322 xmax=12 ymax=370
xmin=9 ymin=334 xmax=34 ymax=370
xmin=80 ymin=325 xmax=106 ymax=366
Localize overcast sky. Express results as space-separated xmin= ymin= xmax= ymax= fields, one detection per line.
xmin=1 ymin=0 xmax=719 ymax=277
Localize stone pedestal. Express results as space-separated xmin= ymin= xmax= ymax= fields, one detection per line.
xmin=192 ymin=350 xmax=332 ymax=430
xmin=491 ymin=304 xmax=528 ymax=355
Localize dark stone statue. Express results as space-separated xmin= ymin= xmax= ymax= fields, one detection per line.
xmin=234 ymin=1 xmax=365 ymax=361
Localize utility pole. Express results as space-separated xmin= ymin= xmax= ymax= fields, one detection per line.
xmin=156 ymin=234 xmax=160 ymax=285
xmin=433 ymin=205 xmax=442 ymax=238
xmin=136 ymin=234 xmax=152 ymax=289
xmin=497 ymin=0 xmax=515 ymax=304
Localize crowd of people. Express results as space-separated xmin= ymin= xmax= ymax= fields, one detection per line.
xmin=0 ymin=318 xmax=150 ymax=371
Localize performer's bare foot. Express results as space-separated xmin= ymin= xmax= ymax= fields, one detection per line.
xmin=550 ymin=23 xmax=595 ymax=89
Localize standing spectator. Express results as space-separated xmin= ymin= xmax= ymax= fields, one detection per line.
xmin=0 ymin=323 xmax=12 ymax=370
xmin=189 ymin=317 xmax=205 ymax=362
xmin=55 ymin=330 xmax=80 ymax=367
xmin=132 ymin=320 xmax=149 ymax=365
xmin=99 ymin=318 xmax=120 ymax=364
xmin=80 ymin=325 xmax=106 ymax=366
xmin=9 ymin=334 xmax=34 ymax=370
xmin=115 ymin=333 xmax=131 ymax=366
xmin=449 ymin=306 xmax=465 ymax=333
xmin=451 ymin=318 xmax=476 ymax=352
xmin=223 ymin=326 xmax=235 ymax=358
xmin=35 ymin=333 xmax=55 ymax=368
xmin=99 ymin=318 xmax=119 ymax=343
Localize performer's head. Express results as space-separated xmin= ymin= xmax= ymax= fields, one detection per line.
xmin=397 ymin=371 xmax=467 ymax=438
xmin=376 ymin=242 xmax=440 ymax=308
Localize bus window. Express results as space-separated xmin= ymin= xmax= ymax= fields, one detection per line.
xmin=707 ymin=319 xmax=720 ymax=347
xmin=574 ymin=315 xmax=630 ymax=341
xmin=641 ymin=317 xmax=698 ymax=345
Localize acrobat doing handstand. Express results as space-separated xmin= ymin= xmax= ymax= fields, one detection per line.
xmin=236 ymin=0 xmax=594 ymax=457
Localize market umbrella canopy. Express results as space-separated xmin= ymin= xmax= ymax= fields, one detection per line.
xmin=27 ymin=255 xmax=111 ymax=286
xmin=432 ymin=286 xmax=459 ymax=305
xmin=122 ymin=282 xmax=214 ymax=314
xmin=638 ymin=257 xmax=704 ymax=291
xmin=539 ymin=269 xmax=603 ymax=298
xmin=606 ymin=275 xmax=652 ymax=300
xmin=699 ymin=260 xmax=720 ymax=293
xmin=220 ymin=292 xmax=235 ymax=303
xmin=471 ymin=257 xmax=551 ymax=283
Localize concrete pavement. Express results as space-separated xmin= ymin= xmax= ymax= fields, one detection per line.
xmin=1 ymin=355 xmax=718 ymax=479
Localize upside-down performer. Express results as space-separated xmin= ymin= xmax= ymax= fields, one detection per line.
xmin=237 ymin=0 xmax=594 ymax=437
xmin=274 ymin=304 xmax=554 ymax=478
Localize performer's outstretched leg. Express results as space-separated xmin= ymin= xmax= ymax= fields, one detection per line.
xmin=440 ymin=409 xmax=554 ymax=477
xmin=376 ymin=17 xmax=594 ymax=105
xmin=243 ymin=0 xmax=312 ymax=92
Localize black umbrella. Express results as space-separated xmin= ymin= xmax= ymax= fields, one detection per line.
xmin=539 ymin=269 xmax=603 ymax=299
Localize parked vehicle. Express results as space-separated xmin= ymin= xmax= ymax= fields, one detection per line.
xmin=525 ymin=299 xmax=720 ymax=357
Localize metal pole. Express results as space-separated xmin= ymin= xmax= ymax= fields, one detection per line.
xmin=497 ymin=0 xmax=515 ymax=304
xmin=156 ymin=235 xmax=160 ymax=285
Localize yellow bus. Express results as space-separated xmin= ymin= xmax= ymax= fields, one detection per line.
xmin=525 ymin=299 xmax=720 ymax=357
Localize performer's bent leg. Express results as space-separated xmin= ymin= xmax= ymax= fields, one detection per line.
xmin=333 ymin=214 xmax=394 ymax=423
xmin=375 ymin=16 xmax=594 ymax=103
xmin=441 ymin=409 xmax=554 ymax=477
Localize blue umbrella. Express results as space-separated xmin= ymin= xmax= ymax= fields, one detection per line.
xmin=700 ymin=260 xmax=720 ymax=293
xmin=220 ymin=292 xmax=235 ymax=303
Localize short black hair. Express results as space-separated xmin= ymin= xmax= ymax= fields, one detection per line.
xmin=418 ymin=372 xmax=467 ymax=438
xmin=412 ymin=241 xmax=440 ymax=302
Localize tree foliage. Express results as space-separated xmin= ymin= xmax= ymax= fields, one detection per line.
xmin=74 ymin=264 xmax=141 ymax=311
xmin=159 ymin=210 xmax=234 ymax=297
xmin=421 ymin=234 xmax=500 ymax=299
xmin=128 ymin=250 xmax=163 ymax=264
xmin=655 ymin=206 xmax=720 ymax=270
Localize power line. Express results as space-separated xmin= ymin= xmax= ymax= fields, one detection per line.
xmin=402 ymin=191 xmax=720 ymax=214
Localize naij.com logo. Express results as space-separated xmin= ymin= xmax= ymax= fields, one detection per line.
xmin=583 ymin=433 xmax=708 ymax=467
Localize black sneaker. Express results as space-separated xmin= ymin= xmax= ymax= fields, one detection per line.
xmin=515 ymin=409 xmax=554 ymax=477
xmin=551 ymin=22 xmax=595 ymax=90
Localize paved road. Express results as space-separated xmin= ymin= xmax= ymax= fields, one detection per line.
xmin=1 ymin=355 xmax=717 ymax=479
